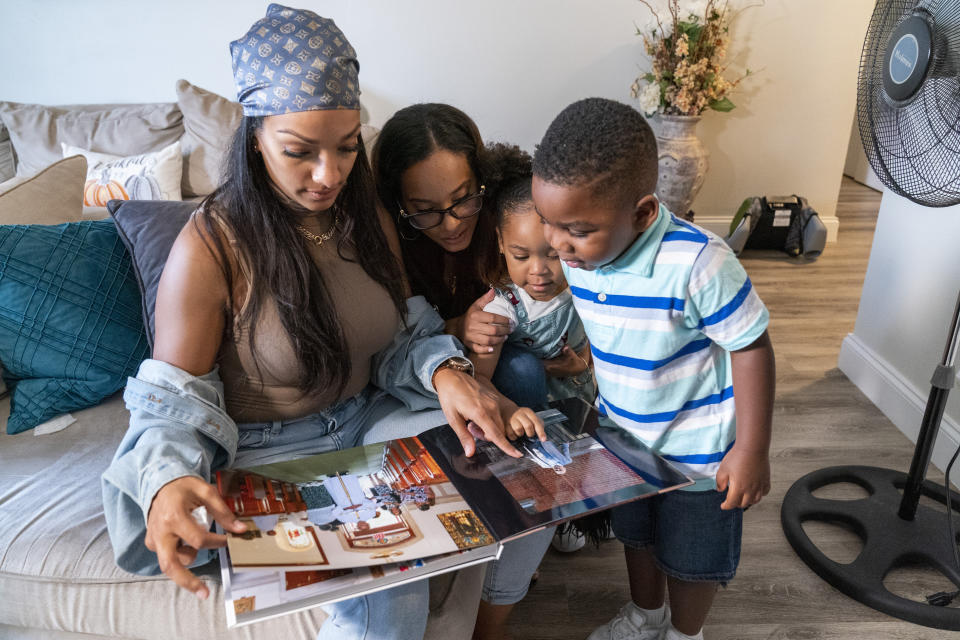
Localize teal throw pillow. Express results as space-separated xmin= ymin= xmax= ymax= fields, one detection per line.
xmin=0 ymin=220 xmax=149 ymax=434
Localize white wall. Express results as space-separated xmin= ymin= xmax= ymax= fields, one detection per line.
xmin=839 ymin=191 xmax=960 ymax=483
xmin=843 ymin=117 xmax=885 ymax=192
xmin=0 ymin=0 xmax=873 ymax=226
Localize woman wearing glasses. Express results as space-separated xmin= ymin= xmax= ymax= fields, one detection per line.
xmin=372 ymin=104 xmax=554 ymax=410
xmin=371 ymin=103 xmax=556 ymax=640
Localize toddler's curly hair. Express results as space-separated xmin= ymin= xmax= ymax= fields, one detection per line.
xmin=480 ymin=142 xmax=536 ymax=286
xmin=483 ymin=142 xmax=534 ymax=226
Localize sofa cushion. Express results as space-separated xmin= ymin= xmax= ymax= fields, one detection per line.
xmin=0 ymin=101 xmax=184 ymax=178
xmin=0 ymin=220 xmax=149 ymax=433
xmin=109 ymin=199 xmax=197 ymax=350
xmin=64 ymin=140 xmax=183 ymax=206
xmin=176 ymin=80 xmax=243 ymax=198
xmin=0 ymin=154 xmax=86 ymax=225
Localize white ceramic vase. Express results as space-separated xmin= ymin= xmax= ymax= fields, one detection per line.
xmin=652 ymin=114 xmax=709 ymax=221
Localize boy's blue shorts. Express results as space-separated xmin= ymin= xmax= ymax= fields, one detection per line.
xmin=611 ymin=488 xmax=742 ymax=584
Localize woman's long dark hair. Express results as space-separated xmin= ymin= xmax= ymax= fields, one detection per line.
xmin=198 ymin=116 xmax=407 ymax=398
xmin=371 ymin=103 xmax=503 ymax=320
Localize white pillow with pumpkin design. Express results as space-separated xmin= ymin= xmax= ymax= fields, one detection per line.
xmin=61 ymin=140 xmax=182 ymax=207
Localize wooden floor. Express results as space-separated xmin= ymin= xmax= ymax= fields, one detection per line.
xmin=509 ymin=178 xmax=959 ymax=640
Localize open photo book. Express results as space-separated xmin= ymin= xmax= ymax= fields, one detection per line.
xmin=216 ymin=398 xmax=693 ymax=627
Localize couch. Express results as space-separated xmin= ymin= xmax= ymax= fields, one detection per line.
xmin=0 ymin=81 xmax=483 ymax=640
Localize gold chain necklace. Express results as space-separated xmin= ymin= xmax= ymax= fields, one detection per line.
xmin=295 ymin=212 xmax=339 ymax=247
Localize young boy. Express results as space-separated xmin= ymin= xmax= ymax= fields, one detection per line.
xmin=531 ymin=98 xmax=775 ymax=640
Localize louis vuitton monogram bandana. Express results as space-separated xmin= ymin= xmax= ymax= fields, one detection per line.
xmin=230 ymin=4 xmax=360 ymax=116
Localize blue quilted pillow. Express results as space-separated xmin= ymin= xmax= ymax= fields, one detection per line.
xmin=0 ymin=220 xmax=149 ymax=434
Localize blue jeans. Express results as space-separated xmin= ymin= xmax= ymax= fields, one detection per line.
xmin=316 ymin=579 xmax=429 ymax=640
xmin=233 ymin=386 xmax=444 ymax=468
xmin=481 ymin=527 xmax=554 ymax=605
xmin=492 ymin=343 xmax=549 ymax=409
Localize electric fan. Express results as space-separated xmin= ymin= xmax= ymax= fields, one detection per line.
xmin=780 ymin=0 xmax=960 ymax=630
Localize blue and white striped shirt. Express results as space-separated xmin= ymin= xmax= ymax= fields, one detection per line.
xmin=562 ymin=205 xmax=769 ymax=490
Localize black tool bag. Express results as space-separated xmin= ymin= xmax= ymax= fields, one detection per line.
xmin=725 ymin=195 xmax=827 ymax=258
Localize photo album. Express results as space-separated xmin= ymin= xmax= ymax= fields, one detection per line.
xmin=216 ymin=398 xmax=693 ymax=627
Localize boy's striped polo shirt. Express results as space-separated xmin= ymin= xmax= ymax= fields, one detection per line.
xmin=561 ymin=204 xmax=769 ymax=490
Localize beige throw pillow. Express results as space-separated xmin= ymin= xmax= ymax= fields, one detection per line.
xmin=63 ymin=141 xmax=183 ymax=207
xmin=0 ymin=101 xmax=183 ymax=179
xmin=0 ymin=124 xmax=14 ymax=183
xmin=0 ymin=155 xmax=86 ymax=225
xmin=176 ymin=80 xmax=242 ymax=198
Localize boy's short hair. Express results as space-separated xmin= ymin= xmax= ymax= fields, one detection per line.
xmin=533 ymin=97 xmax=658 ymax=206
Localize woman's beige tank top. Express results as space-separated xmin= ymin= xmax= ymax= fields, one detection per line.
xmin=215 ymin=218 xmax=399 ymax=423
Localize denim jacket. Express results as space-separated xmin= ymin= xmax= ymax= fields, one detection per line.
xmin=101 ymin=295 xmax=463 ymax=575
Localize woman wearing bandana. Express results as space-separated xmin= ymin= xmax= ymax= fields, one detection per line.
xmin=101 ymin=5 xmax=533 ymax=639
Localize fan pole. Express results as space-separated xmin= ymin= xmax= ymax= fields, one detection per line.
xmin=898 ymin=289 xmax=960 ymax=520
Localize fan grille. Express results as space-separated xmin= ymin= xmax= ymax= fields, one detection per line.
xmin=858 ymin=0 xmax=960 ymax=207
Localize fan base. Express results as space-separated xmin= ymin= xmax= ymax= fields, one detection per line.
xmin=781 ymin=465 xmax=960 ymax=630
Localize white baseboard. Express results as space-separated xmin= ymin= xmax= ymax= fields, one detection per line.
xmin=838 ymin=333 xmax=960 ymax=485
xmin=696 ymin=215 xmax=840 ymax=244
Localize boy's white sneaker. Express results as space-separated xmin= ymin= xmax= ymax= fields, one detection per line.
xmin=586 ymin=602 xmax=668 ymax=640
xmin=663 ymin=626 xmax=703 ymax=640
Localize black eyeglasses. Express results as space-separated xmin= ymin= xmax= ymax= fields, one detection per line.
xmin=399 ymin=185 xmax=486 ymax=230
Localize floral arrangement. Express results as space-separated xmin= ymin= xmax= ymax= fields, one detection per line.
xmin=630 ymin=0 xmax=752 ymax=117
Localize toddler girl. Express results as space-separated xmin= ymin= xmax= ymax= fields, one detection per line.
xmin=470 ymin=146 xmax=596 ymax=422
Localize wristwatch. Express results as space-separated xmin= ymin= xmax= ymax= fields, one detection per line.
xmin=431 ymin=356 xmax=475 ymax=389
